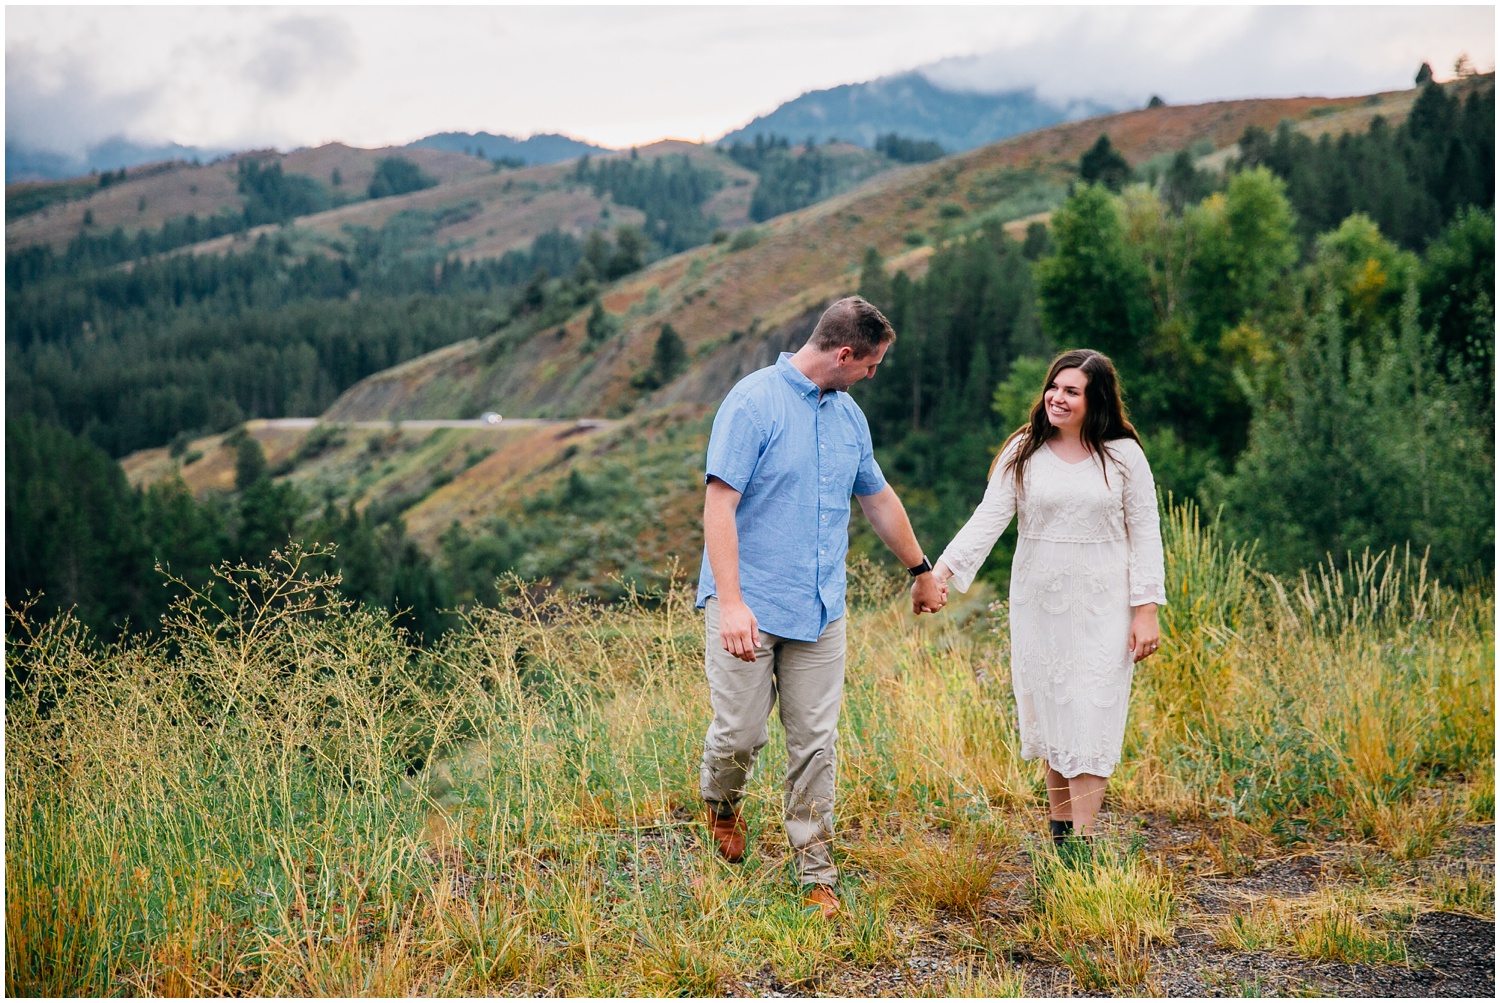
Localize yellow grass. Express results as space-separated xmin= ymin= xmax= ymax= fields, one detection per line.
xmin=5 ymin=506 xmax=1492 ymax=995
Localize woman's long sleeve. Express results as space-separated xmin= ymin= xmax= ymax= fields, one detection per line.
xmin=937 ymin=449 xmax=1018 ymax=594
xmin=1120 ymin=440 xmax=1168 ymax=607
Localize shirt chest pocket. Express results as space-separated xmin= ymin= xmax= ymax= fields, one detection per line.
xmin=821 ymin=436 xmax=862 ymax=495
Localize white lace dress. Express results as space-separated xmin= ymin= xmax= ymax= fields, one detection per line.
xmin=938 ymin=437 xmax=1167 ymax=778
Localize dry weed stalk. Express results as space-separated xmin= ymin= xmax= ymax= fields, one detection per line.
xmin=4 ymin=509 xmax=1490 ymax=995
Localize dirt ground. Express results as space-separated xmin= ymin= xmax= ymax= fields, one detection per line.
xmin=717 ymin=815 xmax=1495 ymax=998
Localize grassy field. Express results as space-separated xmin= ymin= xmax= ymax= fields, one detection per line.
xmin=6 ymin=505 xmax=1492 ymax=996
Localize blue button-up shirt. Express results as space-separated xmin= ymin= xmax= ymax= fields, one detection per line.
xmin=696 ymin=353 xmax=888 ymax=641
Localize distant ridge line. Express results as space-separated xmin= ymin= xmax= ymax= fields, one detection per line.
xmin=715 ymin=70 xmax=1119 ymax=153
xmin=406 ymin=131 xmax=610 ymax=165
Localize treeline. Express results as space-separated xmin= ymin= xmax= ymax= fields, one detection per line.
xmin=1239 ymin=81 xmax=1493 ymax=249
xmin=6 ymin=417 xmax=453 ymax=646
xmin=6 ymin=216 xmax=593 ymax=456
xmin=854 ymin=80 xmax=1493 ymax=582
xmin=7 ymin=81 xmax=1492 ymax=643
xmin=722 ymin=134 xmax=891 ymax=222
xmin=874 ymin=133 xmax=946 ymax=164
xmin=5 ymin=413 xmax=682 ymax=647
xmin=573 ymin=152 xmax=724 ymax=253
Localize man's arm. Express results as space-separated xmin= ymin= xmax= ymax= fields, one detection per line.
xmin=855 ymin=485 xmax=946 ymax=614
xmin=704 ymin=477 xmax=760 ymax=661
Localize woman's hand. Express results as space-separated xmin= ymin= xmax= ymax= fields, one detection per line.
xmin=932 ymin=560 xmax=952 ymax=586
xmin=912 ymin=561 xmax=951 ymax=615
xmin=1129 ymin=603 xmax=1161 ymax=663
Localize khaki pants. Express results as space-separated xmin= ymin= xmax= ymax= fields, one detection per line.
xmin=700 ymin=597 xmax=846 ymax=886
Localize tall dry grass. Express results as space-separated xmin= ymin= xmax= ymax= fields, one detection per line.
xmin=6 ymin=505 xmax=1492 ymax=995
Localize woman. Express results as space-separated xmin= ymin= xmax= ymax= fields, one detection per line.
xmin=933 ymin=349 xmax=1165 ymax=844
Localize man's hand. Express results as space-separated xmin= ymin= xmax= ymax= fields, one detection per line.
xmin=911 ymin=573 xmax=947 ymax=614
xmin=856 ymin=486 xmax=946 ymax=615
xmin=718 ymin=597 xmax=761 ymax=662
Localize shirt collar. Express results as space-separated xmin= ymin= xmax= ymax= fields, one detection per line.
xmin=776 ymin=352 xmax=833 ymax=402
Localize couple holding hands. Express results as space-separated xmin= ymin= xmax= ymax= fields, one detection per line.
xmin=696 ymin=297 xmax=1166 ymax=918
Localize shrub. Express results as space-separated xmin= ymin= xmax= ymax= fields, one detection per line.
xmin=728 ymin=227 xmax=761 ymax=252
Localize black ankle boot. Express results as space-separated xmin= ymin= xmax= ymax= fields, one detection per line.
xmin=1049 ymin=818 xmax=1074 ymax=846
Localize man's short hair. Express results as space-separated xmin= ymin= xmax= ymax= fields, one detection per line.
xmin=808 ymin=296 xmax=896 ymax=358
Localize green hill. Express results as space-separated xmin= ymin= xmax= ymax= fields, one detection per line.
xmin=316 ymin=85 xmax=1442 ymax=424
xmin=10 ymin=76 xmax=1492 ymax=640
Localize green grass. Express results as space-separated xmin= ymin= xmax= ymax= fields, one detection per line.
xmin=1018 ymin=838 xmax=1176 ymax=990
xmin=5 ymin=505 xmax=1491 ymax=995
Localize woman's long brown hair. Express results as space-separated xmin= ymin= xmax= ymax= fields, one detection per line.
xmin=989 ymin=349 xmax=1141 ymax=491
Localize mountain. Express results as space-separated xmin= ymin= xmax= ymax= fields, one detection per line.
xmin=716 ymin=71 xmax=1116 ymax=152
xmin=5 ymin=136 xmax=230 ymax=183
xmin=407 ymin=131 xmax=609 ymax=164
xmin=323 ymin=88 xmax=1428 ymax=426
xmin=102 ymin=79 xmax=1479 ymax=593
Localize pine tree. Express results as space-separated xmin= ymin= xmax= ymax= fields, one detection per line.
xmin=647 ymin=323 xmax=687 ymax=388
xmin=1034 ymin=183 xmax=1151 ymax=369
xmin=585 ymin=301 xmax=616 ymax=346
xmin=1078 ymin=134 xmax=1132 ymax=192
xmin=5 ymin=416 xmax=153 ymax=636
xmin=234 ymin=433 xmax=268 ymax=490
xmin=1207 ymin=281 xmax=1492 ymax=577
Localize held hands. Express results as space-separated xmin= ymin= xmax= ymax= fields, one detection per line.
xmin=911 ymin=565 xmax=950 ymax=615
xmin=718 ymin=597 xmax=761 ymax=663
xmin=1129 ymin=604 xmax=1162 ymax=663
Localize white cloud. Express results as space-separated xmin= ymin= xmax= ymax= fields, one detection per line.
xmin=921 ymin=6 xmax=1496 ymax=106
xmin=5 ymin=42 xmax=160 ymax=155
xmin=5 ymin=5 xmax=1494 ymax=156
xmin=241 ymin=15 xmax=359 ymax=98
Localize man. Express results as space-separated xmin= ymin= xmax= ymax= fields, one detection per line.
xmin=696 ymin=295 xmax=946 ymax=919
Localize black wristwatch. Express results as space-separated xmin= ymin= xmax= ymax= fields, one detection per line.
xmin=907 ymin=556 xmax=933 ymax=577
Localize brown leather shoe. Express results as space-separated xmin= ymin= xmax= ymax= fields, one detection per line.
xmin=803 ymin=883 xmax=840 ymax=919
xmin=706 ymin=806 xmax=746 ymax=863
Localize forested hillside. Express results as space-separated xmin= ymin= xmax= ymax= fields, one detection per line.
xmin=717 ymin=70 xmax=1115 ymax=152
xmin=7 ymin=76 xmax=1493 ymax=643
xmin=6 ymin=136 xmax=894 ymax=458
xmin=854 ymin=75 xmax=1493 ymax=581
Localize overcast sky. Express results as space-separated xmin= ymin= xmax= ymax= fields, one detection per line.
xmin=6 ymin=5 xmax=1494 ymax=156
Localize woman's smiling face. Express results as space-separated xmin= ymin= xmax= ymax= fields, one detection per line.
xmin=1044 ymin=367 xmax=1088 ymax=433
